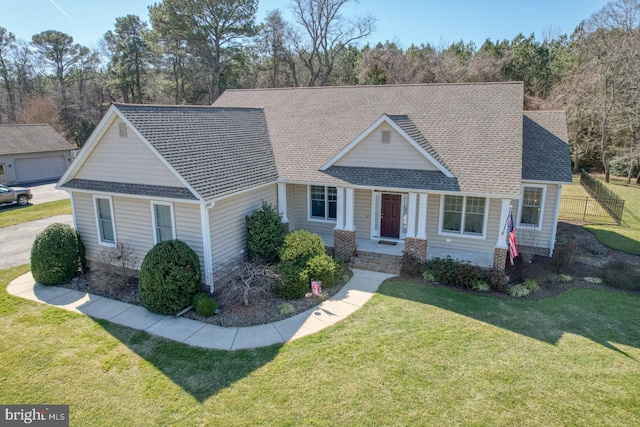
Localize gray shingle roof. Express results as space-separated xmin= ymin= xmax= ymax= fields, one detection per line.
xmin=523 ymin=111 xmax=572 ymax=183
xmin=215 ymin=82 xmax=525 ymax=196
xmin=61 ymin=179 xmax=198 ymax=200
xmin=113 ymin=104 xmax=278 ymax=200
xmin=323 ymin=166 xmax=460 ymax=192
xmin=0 ymin=124 xmax=74 ymax=155
xmin=387 ymin=115 xmax=449 ymax=171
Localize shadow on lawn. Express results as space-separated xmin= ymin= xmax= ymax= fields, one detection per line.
xmin=377 ymin=281 xmax=640 ymax=361
xmin=97 ymin=320 xmax=281 ymax=402
xmin=583 ymin=226 xmax=640 ymax=255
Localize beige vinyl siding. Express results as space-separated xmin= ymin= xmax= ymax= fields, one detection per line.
xmin=514 ymin=183 xmax=558 ymax=250
xmin=72 ymin=191 xmax=102 ymax=262
xmin=354 ymin=189 xmax=372 ymax=238
xmin=208 ymin=184 xmax=277 ymax=266
xmin=72 ymin=192 xmax=204 ymax=270
xmin=291 ymin=184 xmax=335 ymax=236
xmin=75 ymin=120 xmax=185 ymax=188
xmin=174 ymin=202 xmax=205 ymax=268
xmin=426 ymin=194 xmax=501 ymax=255
xmin=335 ymin=123 xmax=438 ymax=170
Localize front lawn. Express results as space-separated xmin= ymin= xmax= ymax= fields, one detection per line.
xmin=0 ymin=199 xmax=72 ymax=228
xmin=2 ymin=267 xmax=639 ymax=426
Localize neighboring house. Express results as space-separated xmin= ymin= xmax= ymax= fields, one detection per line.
xmin=0 ymin=124 xmax=75 ymax=184
xmin=58 ymin=82 xmax=572 ymax=290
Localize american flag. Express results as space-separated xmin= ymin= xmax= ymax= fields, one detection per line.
xmin=507 ymin=212 xmax=519 ymax=266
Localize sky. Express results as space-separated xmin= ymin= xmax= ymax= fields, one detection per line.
xmin=0 ymin=0 xmax=610 ymax=50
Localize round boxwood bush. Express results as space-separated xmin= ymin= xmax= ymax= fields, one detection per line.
xmin=272 ymin=260 xmax=309 ymax=299
xmin=305 ymin=254 xmax=341 ymax=288
xmin=193 ymin=292 xmax=218 ymax=317
xmin=30 ymin=223 xmax=86 ymax=286
xmin=139 ymin=240 xmax=201 ymax=315
xmin=280 ymin=230 xmax=325 ymax=263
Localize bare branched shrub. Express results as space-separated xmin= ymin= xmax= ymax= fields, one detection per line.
xmin=518 ymin=227 xmax=541 ymax=264
xmin=92 ymin=241 xmax=139 ymax=292
xmin=214 ymin=261 xmax=274 ymax=307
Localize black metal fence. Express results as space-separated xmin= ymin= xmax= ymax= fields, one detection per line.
xmin=559 ymin=195 xmax=617 ymax=224
xmin=580 ymin=169 xmax=625 ymax=225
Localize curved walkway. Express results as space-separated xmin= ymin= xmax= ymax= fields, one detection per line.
xmin=7 ymin=269 xmax=394 ymax=351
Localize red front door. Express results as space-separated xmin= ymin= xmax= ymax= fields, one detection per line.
xmin=381 ymin=194 xmax=401 ymax=239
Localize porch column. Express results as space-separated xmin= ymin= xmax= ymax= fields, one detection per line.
xmin=493 ymin=199 xmax=512 ymax=270
xmin=416 ymin=193 xmax=428 ymax=239
xmin=345 ymin=187 xmax=355 ymax=231
xmin=335 ymin=187 xmax=345 ymax=230
xmin=334 ymin=187 xmax=356 ymax=262
xmin=277 ymin=182 xmax=288 ymax=224
xmin=407 ymin=192 xmax=417 ymax=238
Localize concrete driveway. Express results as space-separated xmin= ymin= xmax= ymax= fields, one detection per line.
xmin=25 ymin=180 xmax=70 ymax=204
xmin=0 ymin=214 xmax=74 ymax=268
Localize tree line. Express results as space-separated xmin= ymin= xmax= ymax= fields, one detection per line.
xmin=0 ymin=0 xmax=638 ymax=183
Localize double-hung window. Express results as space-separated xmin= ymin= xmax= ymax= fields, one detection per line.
xmin=520 ymin=186 xmax=544 ymax=227
xmin=441 ymin=195 xmax=487 ymax=237
xmin=94 ymin=196 xmax=116 ymax=245
xmin=310 ymin=185 xmax=337 ymax=221
xmin=151 ymin=202 xmax=175 ymax=243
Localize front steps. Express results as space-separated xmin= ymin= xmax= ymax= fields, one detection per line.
xmin=348 ymin=250 xmax=401 ymax=275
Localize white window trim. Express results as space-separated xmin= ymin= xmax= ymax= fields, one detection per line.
xmin=307 ymin=185 xmax=337 ymax=223
xmin=438 ymin=194 xmax=489 ymax=240
xmin=93 ymin=195 xmax=116 ymax=246
xmin=517 ymin=184 xmax=546 ymax=231
xmin=150 ymin=201 xmax=176 ymax=244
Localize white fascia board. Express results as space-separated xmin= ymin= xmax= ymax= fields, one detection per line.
xmin=319 ymin=114 xmax=454 ymax=178
xmin=58 ymin=105 xmax=120 ymax=185
xmin=114 ymin=109 xmax=204 ymax=202
xmin=59 ymin=187 xmax=202 ymax=204
xmin=523 ymin=179 xmax=573 ymax=185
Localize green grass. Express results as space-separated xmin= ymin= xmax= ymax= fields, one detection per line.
xmin=2 ymin=268 xmax=640 ymax=426
xmin=561 ymin=174 xmax=640 ymax=254
xmin=0 ymin=199 xmax=71 ymax=228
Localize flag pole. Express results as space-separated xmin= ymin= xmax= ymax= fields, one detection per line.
xmin=502 ymin=205 xmax=513 ymax=234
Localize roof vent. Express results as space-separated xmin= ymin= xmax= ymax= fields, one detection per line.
xmin=118 ymin=122 xmax=127 ymax=138
xmin=381 ymin=130 xmax=391 ymax=144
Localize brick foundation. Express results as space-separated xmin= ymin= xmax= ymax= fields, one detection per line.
xmin=404 ymin=237 xmax=427 ymax=261
xmin=493 ymin=247 xmax=508 ymax=270
xmin=334 ymin=229 xmax=356 ymax=262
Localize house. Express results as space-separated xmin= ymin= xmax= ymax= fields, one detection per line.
xmin=58 ymin=82 xmax=572 ymax=290
xmin=0 ymin=124 xmax=76 ymax=184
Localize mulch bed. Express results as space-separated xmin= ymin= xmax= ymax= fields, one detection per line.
xmin=58 ymin=221 xmax=639 ymax=327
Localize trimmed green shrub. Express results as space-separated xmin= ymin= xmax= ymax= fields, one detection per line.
xmin=426 ymin=257 xmax=485 ymax=289
xmin=247 ymin=202 xmax=284 ymax=263
xmin=602 ymin=260 xmax=640 ymax=291
xmin=272 ymin=260 xmax=309 ymax=299
xmin=193 ymin=292 xmax=218 ymax=317
xmin=30 ymin=223 xmax=86 ymax=286
xmin=422 ymin=270 xmax=436 ymax=282
xmin=305 ymin=254 xmax=341 ymax=288
xmin=400 ymin=251 xmax=427 ymax=277
xmin=280 ymin=230 xmax=325 ymax=263
xmin=139 ymin=240 xmax=201 ymax=315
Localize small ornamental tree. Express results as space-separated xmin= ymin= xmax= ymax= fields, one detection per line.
xmin=139 ymin=240 xmax=201 ymax=315
xmin=247 ymin=201 xmax=284 ymax=263
xmin=30 ymin=223 xmax=86 ymax=285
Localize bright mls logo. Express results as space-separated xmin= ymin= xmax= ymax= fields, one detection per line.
xmin=1 ymin=405 xmax=68 ymax=426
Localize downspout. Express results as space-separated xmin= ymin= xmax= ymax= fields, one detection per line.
xmin=549 ymin=184 xmax=563 ymax=257
xmin=200 ymin=200 xmax=215 ymax=292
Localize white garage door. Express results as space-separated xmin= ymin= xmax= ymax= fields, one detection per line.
xmin=14 ymin=155 xmax=67 ymax=183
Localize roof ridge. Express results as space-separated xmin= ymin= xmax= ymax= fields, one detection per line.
xmin=113 ymin=102 xmax=264 ymax=112
xmin=223 ymin=81 xmax=524 ymax=93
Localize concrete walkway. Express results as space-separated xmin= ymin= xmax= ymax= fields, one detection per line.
xmin=7 ymin=269 xmax=395 ymax=351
